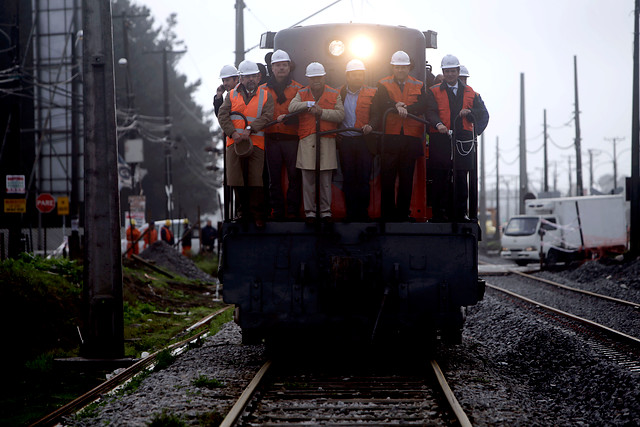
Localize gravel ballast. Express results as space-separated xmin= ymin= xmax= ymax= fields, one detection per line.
xmin=65 ymin=258 xmax=640 ymax=426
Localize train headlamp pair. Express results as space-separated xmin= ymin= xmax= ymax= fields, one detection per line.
xmin=328 ymin=36 xmax=374 ymax=58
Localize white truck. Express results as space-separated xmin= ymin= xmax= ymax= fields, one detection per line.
xmin=500 ymin=195 xmax=628 ymax=266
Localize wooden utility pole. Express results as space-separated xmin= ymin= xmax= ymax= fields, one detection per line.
xmin=573 ymin=55 xmax=583 ymax=196
xmin=519 ymin=73 xmax=527 ymax=214
xmin=495 ymin=137 xmax=500 ymax=231
xmin=605 ymin=137 xmax=624 ymax=191
xmin=543 ymin=109 xmax=549 ymax=193
xmin=631 ymin=0 xmax=640 ymax=256
xmin=479 ymin=133 xmax=486 ymax=248
xmin=81 ymin=0 xmax=124 ymax=358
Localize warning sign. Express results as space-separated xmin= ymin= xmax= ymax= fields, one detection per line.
xmin=6 ymin=175 xmax=25 ymax=194
xmin=4 ymin=198 xmax=26 ymax=213
xmin=57 ymin=196 xmax=69 ymax=215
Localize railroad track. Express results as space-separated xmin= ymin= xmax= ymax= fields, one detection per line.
xmin=31 ymin=306 xmax=232 ymax=427
xmin=480 ymin=260 xmax=640 ymax=309
xmin=220 ymin=358 xmax=471 ymax=426
xmin=486 ymin=282 xmax=640 ymax=373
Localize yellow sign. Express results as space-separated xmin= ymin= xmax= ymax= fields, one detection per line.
xmin=57 ymin=196 xmax=69 ymax=215
xmin=4 ymin=198 xmax=26 ymax=213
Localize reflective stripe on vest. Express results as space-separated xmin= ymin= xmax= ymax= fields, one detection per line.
xmin=261 ymin=80 xmax=303 ymax=136
xmin=225 ymin=86 xmax=268 ymax=149
xmin=297 ymin=85 xmax=340 ymax=140
xmin=378 ymin=75 xmax=424 ymax=138
xmin=429 ymin=84 xmax=476 ymax=133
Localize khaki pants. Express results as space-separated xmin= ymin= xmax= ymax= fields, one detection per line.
xmin=301 ymin=169 xmax=332 ymax=218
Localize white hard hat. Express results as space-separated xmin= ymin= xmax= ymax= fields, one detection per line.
xmin=238 ymin=60 xmax=260 ymax=76
xmin=345 ymin=59 xmax=366 ymax=72
xmin=305 ymin=62 xmax=326 ymax=77
xmin=459 ymin=65 xmax=470 ymax=77
xmin=219 ymin=64 xmax=238 ymax=79
xmin=390 ymin=50 xmax=411 ymax=66
xmin=271 ymin=49 xmax=291 ymax=64
xmin=441 ymin=54 xmax=460 ymax=69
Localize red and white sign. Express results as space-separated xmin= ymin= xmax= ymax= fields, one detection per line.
xmin=36 ymin=193 xmax=56 ymax=213
xmin=6 ymin=175 xmax=25 ymax=194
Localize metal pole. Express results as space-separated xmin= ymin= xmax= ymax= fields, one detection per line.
xmin=235 ymin=0 xmax=245 ymax=66
xmin=519 ymin=73 xmax=527 ymax=213
xmin=588 ymin=150 xmax=594 ymax=192
xmin=479 ymin=133 xmax=486 ymax=246
xmin=573 ymin=55 xmax=583 ymax=196
xmin=81 ymin=0 xmax=124 ymax=358
xmin=163 ymin=48 xmax=173 ymax=220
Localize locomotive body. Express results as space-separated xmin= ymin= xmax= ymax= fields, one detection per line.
xmin=219 ymin=23 xmax=484 ymax=345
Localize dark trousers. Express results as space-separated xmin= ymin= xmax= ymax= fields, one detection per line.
xmin=265 ymin=136 xmax=301 ymax=217
xmin=427 ymin=134 xmax=471 ymax=220
xmin=338 ymin=135 xmax=373 ymax=219
xmin=380 ymin=136 xmax=421 ymax=220
xmin=233 ymin=186 xmax=265 ymax=221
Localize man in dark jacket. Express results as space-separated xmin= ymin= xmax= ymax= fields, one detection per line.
xmin=201 ymin=219 xmax=217 ymax=253
xmin=426 ymin=54 xmax=489 ymax=222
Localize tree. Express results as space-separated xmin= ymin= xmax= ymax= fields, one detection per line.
xmin=112 ymin=0 xmax=222 ymax=222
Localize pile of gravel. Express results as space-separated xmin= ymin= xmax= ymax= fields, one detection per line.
xmin=139 ymin=241 xmax=215 ymax=282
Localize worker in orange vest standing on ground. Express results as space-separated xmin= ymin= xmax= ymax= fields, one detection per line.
xmin=126 ymin=219 xmax=141 ymax=258
xmin=160 ymin=219 xmax=174 ymax=245
xmin=143 ymin=221 xmax=158 ymax=249
xmin=180 ymin=220 xmax=193 ymax=257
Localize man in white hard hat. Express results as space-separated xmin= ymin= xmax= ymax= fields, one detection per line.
xmin=260 ymin=49 xmax=304 ymax=220
xmin=214 ymin=64 xmax=239 ymax=117
xmin=426 ymin=54 xmax=489 ymax=222
xmin=458 ymin=65 xmax=470 ymax=86
xmin=338 ymin=59 xmax=377 ymax=221
xmin=218 ymin=60 xmax=274 ymax=228
xmin=370 ymin=50 xmax=428 ymax=221
xmin=288 ymin=62 xmax=345 ymax=224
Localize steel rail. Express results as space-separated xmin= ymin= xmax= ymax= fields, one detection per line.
xmin=219 ymin=360 xmax=272 ymax=427
xmin=479 ymin=260 xmax=640 ymax=309
xmin=509 ymin=269 xmax=640 ymax=309
xmin=430 ymin=359 xmax=472 ymax=427
xmin=486 ymin=282 xmax=640 ymax=348
xmin=31 ymin=306 xmax=232 ymax=427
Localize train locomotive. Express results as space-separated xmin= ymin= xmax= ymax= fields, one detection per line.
xmin=219 ymin=23 xmax=485 ymax=346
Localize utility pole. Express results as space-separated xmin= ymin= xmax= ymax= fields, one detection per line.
xmin=148 ymin=47 xmax=185 ymax=219
xmin=631 ymin=0 xmax=640 ymax=256
xmin=588 ymin=149 xmax=595 ymax=192
xmin=605 ymin=137 xmax=624 ymax=191
xmin=479 ymin=133 xmax=486 ymax=248
xmin=235 ymin=0 xmax=245 ymax=66
xmin=519 ymin=73 xmax=527 ymax=214
xmin=543 ymin=109 xmax=549 ymax=193
xmin=81 ymin=0 xmax=124 ymax=358
xmin=567 ymin=156 xmax=572 ymax=195
xmin=573 ymin=55 xmax=583 ymax=196
xmin=553 ymin=161 xmax=558 ymax=192
xmin=495 ymin=137 xmax=500 ymax=231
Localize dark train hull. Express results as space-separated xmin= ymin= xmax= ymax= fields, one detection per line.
xmin=221 ymin=221 xmax=484 ymax=344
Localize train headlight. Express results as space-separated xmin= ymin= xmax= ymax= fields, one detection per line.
xmin=350 ymin=36 xmax=374 ymax=58
xmin=329 ymin=40 xmax=345 ymax=56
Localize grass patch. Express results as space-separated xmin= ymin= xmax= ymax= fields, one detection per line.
xmin=197 ymin=410 xmax=224 ymax=426
xmin=192 ymin=253 xmax=218 ymax=277
xmin=192 ymin=375 xmax=225 ymax=389
xmin=148 ymin=410 xmax=187 ymax=427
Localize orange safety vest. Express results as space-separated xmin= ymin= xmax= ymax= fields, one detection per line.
xmin=378 ymin=75 xmax=424 ymax=138
xmin=126 ymin=226 xmax=141 ymax=256
xmin=161 ymin=226 xmax=173 ymax=243
xmin=225 ymin=86 xmax=268 ymax=150
xmin=261 ymin=80 xmax=304 ymax=136
xmin=297 ymin=85 xmax=340 ymax=139
xmin=429 ymin=83 xmax=476 ymax=133
xmin=341 ymin=86 xmax=377 ymax=129
xmin=143 ymin=228 xmax=158 ymax=248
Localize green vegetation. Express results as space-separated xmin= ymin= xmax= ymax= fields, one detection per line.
xmin=197 ymin=410 xmax=224 ymax=426
xmin=192 ymin=253 xmax=219 ymax=277
xmin=1 ymin=253 xmax=227 ymax=426
xmin=148 ymin=410 xmax=187 ymax=427
xmin=192 ymin=375 xmax=225 ymax=389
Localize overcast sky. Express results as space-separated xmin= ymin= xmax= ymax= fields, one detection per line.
xmin=136 ymin=0 xmax=636 ymax=195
